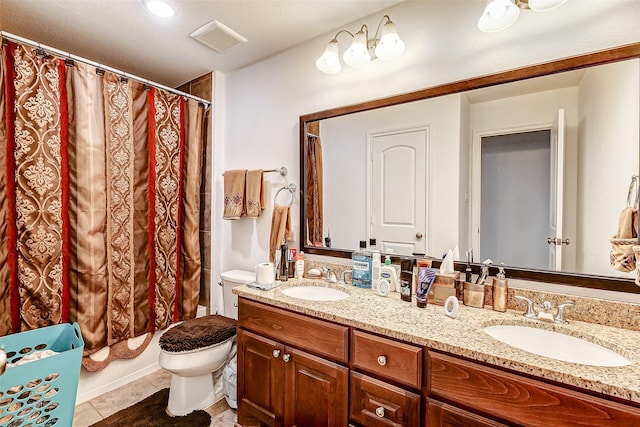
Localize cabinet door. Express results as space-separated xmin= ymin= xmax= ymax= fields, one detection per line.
xmin=284 ymin=346 xmax=349 ymax=427
xmin=237 ymin=329 xmax=285 ymax=427
xmin=426 ymin=398 xmax=508 ymax=427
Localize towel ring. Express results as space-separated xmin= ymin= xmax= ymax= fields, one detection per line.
xmin=275 ymin=184 xmax=296 ymax=207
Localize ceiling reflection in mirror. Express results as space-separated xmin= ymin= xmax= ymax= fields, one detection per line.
xmin=300 ymin=47 xmax=640 ymax=290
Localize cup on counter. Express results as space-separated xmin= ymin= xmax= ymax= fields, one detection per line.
xmin=256 ymin=262 xmax=275 ymax=285
xmin=463 ymin=282 xmax=485 ymax=308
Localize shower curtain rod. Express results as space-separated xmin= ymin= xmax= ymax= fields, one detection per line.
xmin=0 ymin=30 xmax=211 ymax=106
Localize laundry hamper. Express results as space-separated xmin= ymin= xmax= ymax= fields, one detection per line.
xmin=0 ymin=322 xmax=84 ymax=427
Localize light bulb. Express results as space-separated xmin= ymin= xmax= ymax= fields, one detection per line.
xmin=316 ymin=40 xmax=341 ymax=74
xmin=343 ymin=30 xmax=371 ymax=68
xmin=142 ymin=0 xmax=176 ymax=17
xmin=478 ymin=0 xmax=520 ymax=32
xmin=375 ymin=21 xmax=405 ymax=61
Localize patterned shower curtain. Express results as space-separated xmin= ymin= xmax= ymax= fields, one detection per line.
xmin=0 ymin=40 xmax=206 ymax=369
xmin=306 ymin=134 xmax=323 ymax=246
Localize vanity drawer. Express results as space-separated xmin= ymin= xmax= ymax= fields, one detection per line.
xmin=351 ymin=330 xmax=422 ymax=389
xmin=426 ymin=398 xmax=508 ymax=427
xmin=429 ymin=351 xmax=640 ymax=426
xmin=238 ymin=298 xmax=349 ymax=364
xmin=350 ymin=371 xmax=421 ymax=427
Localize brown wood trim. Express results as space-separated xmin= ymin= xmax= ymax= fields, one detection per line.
xmin=238 ymin=297 xmax=349 ymax=364
xmin=299 ymin=42 xmax=640 ymax=294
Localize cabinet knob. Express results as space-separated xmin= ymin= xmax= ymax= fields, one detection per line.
xmin=283 ymin=353 xmax=291 ymax=362
xmin=377 ymin=355 xmax=387 ymax=366
xmin=375 ymin=406 xmax=385 ymax=418
xmin=272 ymin=349 xmax=281 ymax=358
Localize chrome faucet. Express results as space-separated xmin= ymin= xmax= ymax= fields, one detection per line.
xmin=515 ymin=295 xmax=575 ymax=324
xmin=322 ymin=267 xmax=338 ymax=283
xmin=338 ymin=270 xmax=352 ymax=285
xmin=515 ymin=295 xmax=537 ymax=319
xmin=554 ymin=301 xmax=575 ymax=324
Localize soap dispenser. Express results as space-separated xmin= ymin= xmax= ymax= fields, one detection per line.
xmin=492 ymin=263 xmax=508 ymax=312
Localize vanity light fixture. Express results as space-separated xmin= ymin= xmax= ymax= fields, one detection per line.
xmin=316 ymin=15 xmax=405 ymax=75
xmin=142 ymin=0 xmax=176 ymax=18
xmin=477 ymin=0 xmax=568 ymax=33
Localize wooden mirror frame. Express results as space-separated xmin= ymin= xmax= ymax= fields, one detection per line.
xmin=299 ymin=42 xmax=640 ymax=294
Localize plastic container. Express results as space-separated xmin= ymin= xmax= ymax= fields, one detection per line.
xmin=0 ymin=322 xmax=84 ymax=426
xmin=295 ymin=251 xmax=305 ymax=279
xmin=352 ymin=241 xmax=372 ymax=288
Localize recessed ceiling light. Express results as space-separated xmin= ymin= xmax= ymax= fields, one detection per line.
xmin=143 ymin=0 xmax=176 ymax=18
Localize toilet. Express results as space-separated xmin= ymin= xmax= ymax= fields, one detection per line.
xmin=158 ymin=269 xmax=255 ymax=416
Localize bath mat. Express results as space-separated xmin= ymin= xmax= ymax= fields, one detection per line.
xmin=89 ymin=388 xmax=211 ymax=427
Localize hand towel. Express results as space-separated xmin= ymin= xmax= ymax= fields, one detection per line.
xmin=610 ymin=207 xmax=638 ymax=272
xmin=269 ymin=204 xmax=291 ymax=263
xmin=223 ymin=169 xmax=247 ymax=220
xmin=245 ymin=169 xmax=265 ymax=218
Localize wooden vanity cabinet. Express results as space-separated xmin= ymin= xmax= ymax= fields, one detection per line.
xmin=237 ymin=298 xmax=349 ymax=427
xmin=427 ymin=350 xmax=640 ymax=427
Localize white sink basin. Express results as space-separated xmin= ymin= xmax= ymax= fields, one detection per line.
xmin=281 ymin=286 xmax=349 ymax=302
xmin=483 ymin=325 xmax=630 ymax=367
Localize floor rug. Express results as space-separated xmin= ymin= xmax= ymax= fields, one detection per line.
xmin=89 ymin=388 xmax=212 ymax=427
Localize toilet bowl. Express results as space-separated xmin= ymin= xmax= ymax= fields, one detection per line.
xmin=158 ymin=270 xmax=255 ymax=416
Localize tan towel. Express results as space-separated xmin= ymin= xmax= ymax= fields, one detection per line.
xmin=610 ymin=207 xmax=638 ymax=272
xmin=245 ymin=169 xmax=265 ymax=218
xmin=223 ymin=169 xmax=246 ymax=220
xmin=269 ymin=204 xmax=291 ymax=263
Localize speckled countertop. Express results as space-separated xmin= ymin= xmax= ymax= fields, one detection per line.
xmin=234 ymin=278 xmax=640 ymax=403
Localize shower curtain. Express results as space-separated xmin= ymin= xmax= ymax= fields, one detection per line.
xmin=0 ymin=40 xmax=206 ymax=369
xmin=306 ymin=134 xmax=323 ymax=246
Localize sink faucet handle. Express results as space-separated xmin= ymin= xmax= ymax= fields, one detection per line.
xmin=338 ymin=269 xmax=352 ymax=285
xmin=554 ymin=301 xmax=575 ymax=324
xmin=515 ymin=295 xmax=537 ymax=319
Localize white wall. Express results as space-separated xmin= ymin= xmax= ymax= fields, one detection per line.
xmin=577 ymin=60 xmax=640 ymax=275
xmin=320 ymin=94 xmax=461 ymax=254
xmin=216 ymin=1 xmax=640 ymax=303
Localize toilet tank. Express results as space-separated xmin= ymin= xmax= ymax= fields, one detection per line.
xmin=220 ymin=270 xmax=255 ymax=320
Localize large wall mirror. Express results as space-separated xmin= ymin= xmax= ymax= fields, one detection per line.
xmin=300 ymin=43 xmax=640 ymax=293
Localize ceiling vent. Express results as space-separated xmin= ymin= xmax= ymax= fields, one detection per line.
xmin=190 ymin=20 xmax=248 ymax=53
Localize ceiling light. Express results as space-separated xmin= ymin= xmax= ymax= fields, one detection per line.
xmin=143 ymin=0 xmax=176 ymax=18
xmin=316 ymin=15 xmax=405 ymax=75
xmin=478 ymin=0 xmax=567 ymax=32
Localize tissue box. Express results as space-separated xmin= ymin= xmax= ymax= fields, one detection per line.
xmin=427 ymin=284 xmax=457 ymax=305
xmin=434 ymin=271 xmax=460 ymax=287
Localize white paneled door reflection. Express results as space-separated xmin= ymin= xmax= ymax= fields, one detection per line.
xmin=368 ymin=127 xmax=429 ymax=256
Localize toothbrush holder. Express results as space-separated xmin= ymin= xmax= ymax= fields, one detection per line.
xmin=463 ymin=282 xmax=485 ymax=308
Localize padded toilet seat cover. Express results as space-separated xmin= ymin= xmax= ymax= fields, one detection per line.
xmin=159 ymin=315 xmax=237 ymax=353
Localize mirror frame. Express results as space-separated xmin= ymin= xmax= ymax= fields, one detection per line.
xmin=299 ymin=42 xmax=640 ymax=294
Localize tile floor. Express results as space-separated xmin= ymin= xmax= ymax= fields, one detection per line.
xmin=72 ymin=369 xmax=237 ymax=426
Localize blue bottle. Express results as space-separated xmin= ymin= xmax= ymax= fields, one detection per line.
xmin=352 ymin=240 xmax=372 ymax=288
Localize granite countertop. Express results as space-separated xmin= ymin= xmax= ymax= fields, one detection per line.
xmin=234 ymin=278 xmax=640 ymax=403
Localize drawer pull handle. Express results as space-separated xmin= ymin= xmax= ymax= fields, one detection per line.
xmin=377 ymin=355 xmax=387 ymax=366
xmin=376 ymin=406 xmax=385 ymax=418
xmin=283 ymin=353 xmax=291 ymax=362
xmin=273 ymin=349 xmax=281 ymax=358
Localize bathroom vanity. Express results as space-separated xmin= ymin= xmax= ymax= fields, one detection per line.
xmin=234 ymin=280 xmax=640 ymax=426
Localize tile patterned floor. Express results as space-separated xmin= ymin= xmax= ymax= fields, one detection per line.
xmin=72 ymin=369 xmax=237 ymax=426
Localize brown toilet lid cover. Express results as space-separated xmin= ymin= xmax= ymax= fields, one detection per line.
xmin=159 ymin=315 xmax=237 ymax=352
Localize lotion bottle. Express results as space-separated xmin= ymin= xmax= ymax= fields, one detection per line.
xmin=380 ymin=256 xmax=399 ymax=292
xmin=492 ymin=263 xmax=508 ymax=312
